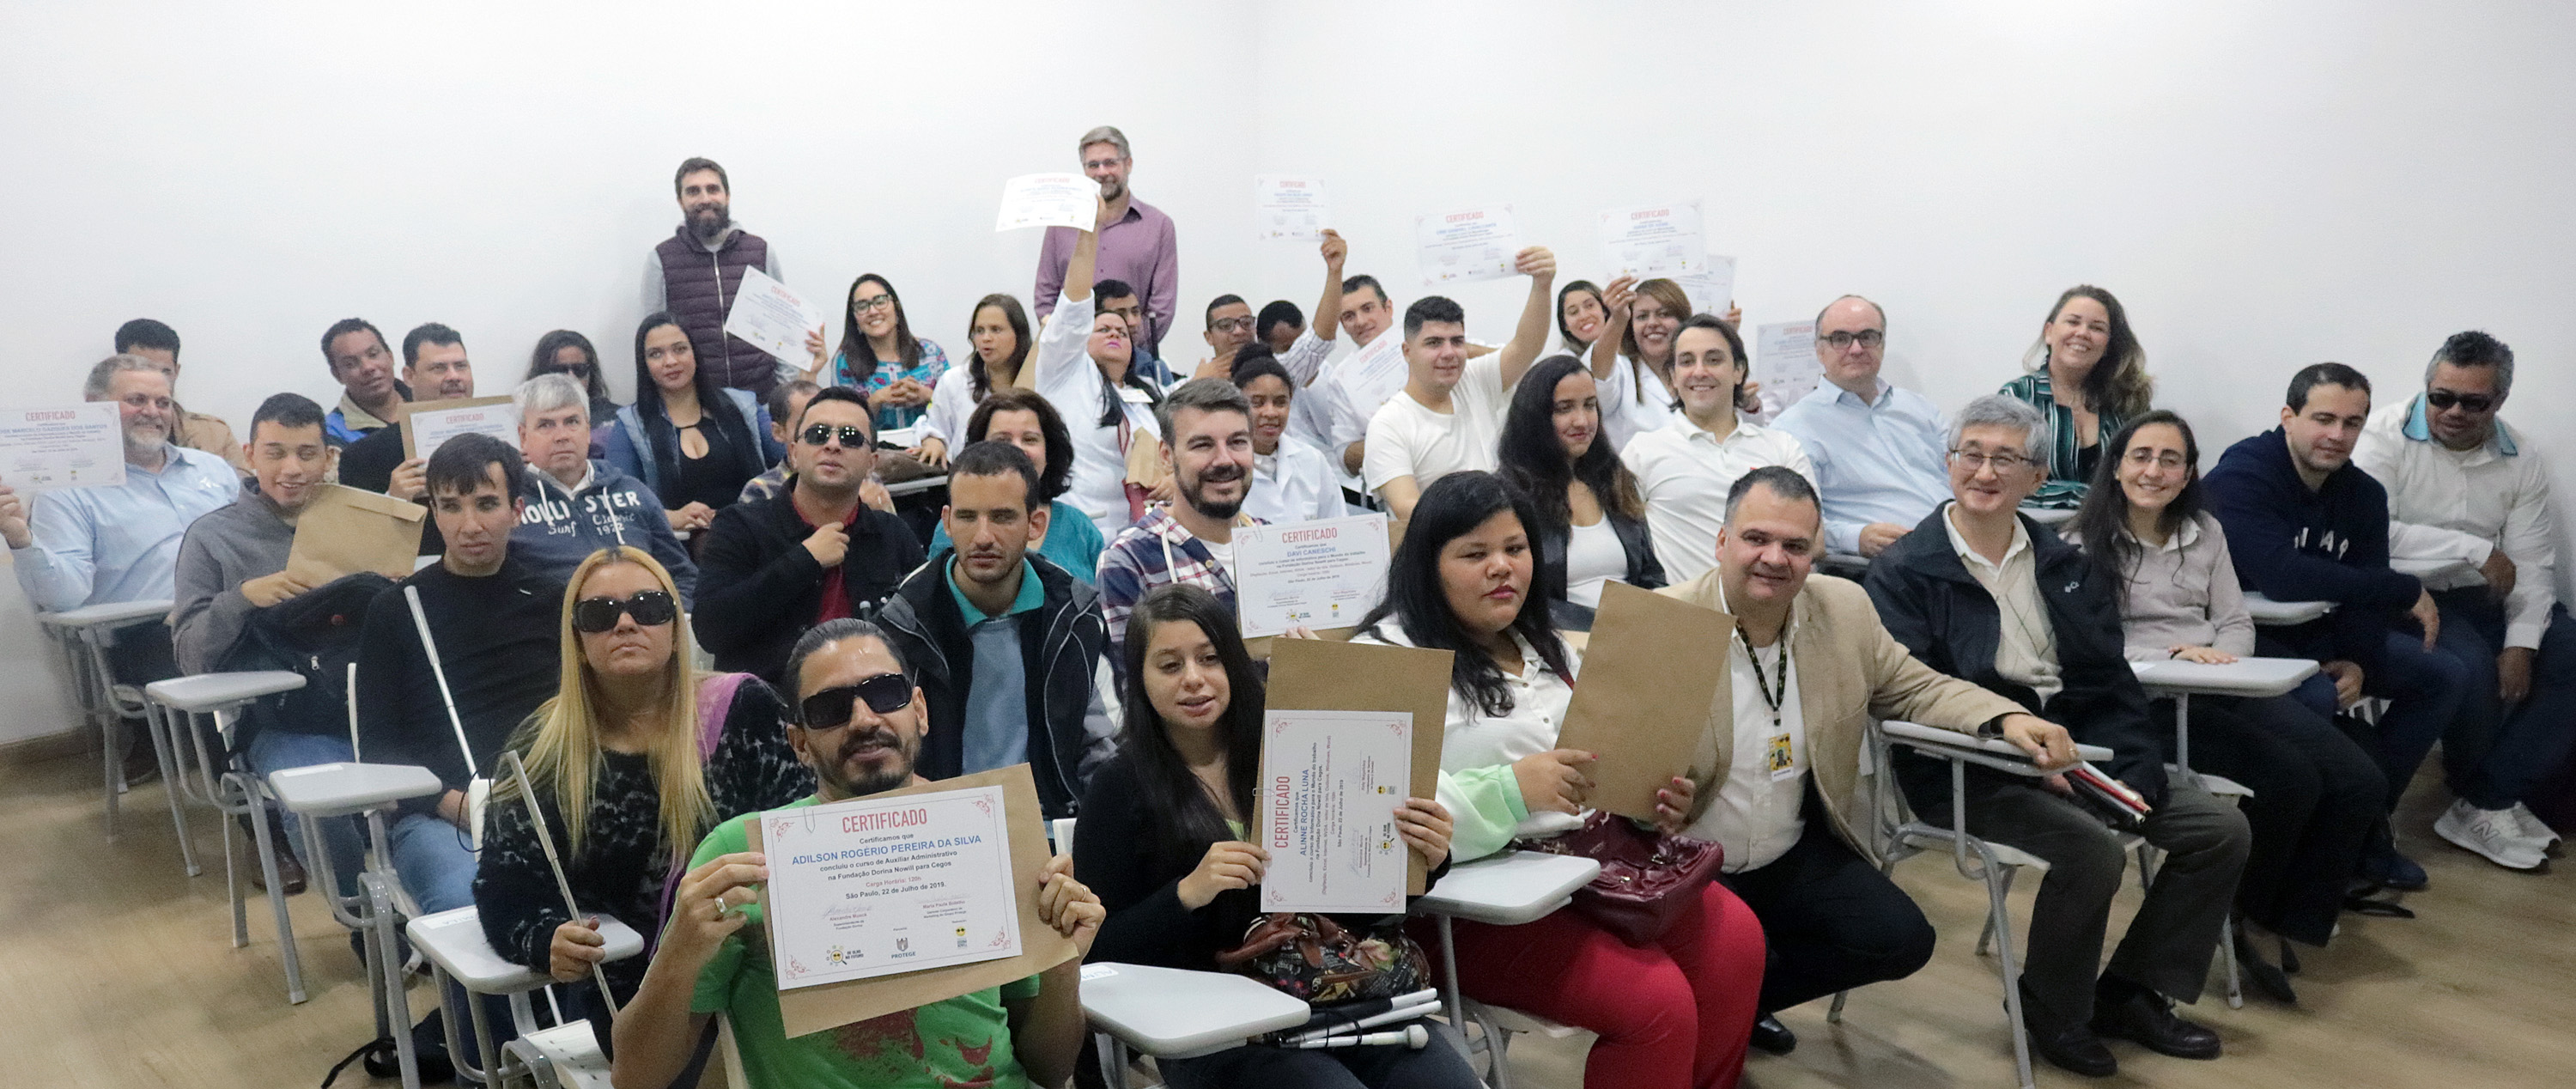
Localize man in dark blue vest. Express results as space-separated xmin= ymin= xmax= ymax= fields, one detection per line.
xmin=645 ymin=156 xmax=793 ymax=398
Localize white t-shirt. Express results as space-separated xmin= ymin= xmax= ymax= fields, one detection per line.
xmin=1362 ymin=356 xmax=1509 ymax=496
xmin=1030 ymin=292 xmax=1161 ymax=538
xmin=1562 ymin=515 xmax=1627 ymax=610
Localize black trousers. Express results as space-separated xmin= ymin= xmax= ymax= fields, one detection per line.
xmin=1720 ymin=791 xmax=1937 ymax=1015
xmin=2149 ymin=693 xmax=2384 ymax=946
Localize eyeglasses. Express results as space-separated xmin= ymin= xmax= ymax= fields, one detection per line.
xmin=2121 ymin=449 xmax=2190 ymax=471
xmin=800 ymin=423 xmax=871 ymax=447
xmin=851 ymin=295 xmax=896 ymax=313
xmin=1082 ymin=156 xmax=1129 ymax=172
xmin=799 ymin=673 xmax=914 ymax=729
xmin=1821 ymin=330 xmax=1886 ymax=350
xmin=571 ymin=590 xmax=678 ymax=633
xmin=1948 ymin=448 xmax=2034 ymax=473
xmin=1210 ymin=316 xmax=1257 ymax=334
xmin=2425 ymin=390 xmax=2496 ymax=414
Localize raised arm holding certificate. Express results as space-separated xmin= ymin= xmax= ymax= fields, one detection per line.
xmin=1255 ymin=175 xmax=1330 ymax=241
xmin=400 ymin=395 xmax=519 ymax=461
xmin=1414 ymin=204 xmax=1521 ymax=287
xmin=723 ymin=266 xmax=829 ymax=366
xmin=1554 ymin=581 xmax=1733 ymax=820
xmin=994 ymin=172 xmax=1096 ymax=233
xmin=0 ymin=403 xmax=125 ymax=490
xmin=1231 ymin=512 xmax=1391 ymax=637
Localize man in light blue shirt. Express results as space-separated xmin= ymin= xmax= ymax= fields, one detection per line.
xmin=1771 ymin=295 xmax=1953 ymax=558
xmin=3 ymin=355 xmax=239 ymax=612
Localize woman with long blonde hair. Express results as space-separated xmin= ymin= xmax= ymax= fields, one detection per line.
xmin=474 ymin=546 xmax=811 ymax=1035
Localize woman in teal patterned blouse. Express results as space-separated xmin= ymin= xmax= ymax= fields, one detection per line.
xmin=807 ymin=273 xmax=950 ymax=433
xmin=2000 ymin=284 xmax=2154 ymax=508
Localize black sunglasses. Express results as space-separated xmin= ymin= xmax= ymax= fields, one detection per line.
xmin=800 ymin=423 xmax=871 ymax=447
xmin=2425 ymin=390 xmax=2495 ymax=414
xmin=571 ymin=590 xmax=678 ymax=633
xmin=799 ymin=673 xmax=914 ymax=729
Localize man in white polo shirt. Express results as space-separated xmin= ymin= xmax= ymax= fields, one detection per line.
xmin=1362 ymin=248 xmax=1560 ymax=520
xmin=1622 ymin=313 xmax=1815 ymax=582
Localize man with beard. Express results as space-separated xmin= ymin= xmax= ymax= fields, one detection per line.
xmin=612 ymin=618 xmax=1104 ymax=1089
xmin=4 ymin=354 xmax=238 ymax=778
xmin=114 ymin=318 xmax=247 ymax=474
xmin=1035 ymin=125 xmax=1177 ymax=357
xmin=337 ymin=322 xmax=479 ymax=497
xmin=319 ymin=317 xmax=410 ymax=447
xmin=694 ymin=386 xmax=927 ymax=684
xmin=878 ymin=441 xmax=1113 ymax=819
xmin=645 ymin=156 xmax=795 ymax=398
xmin=1095 ymin=379 xmax=1260 ymax=679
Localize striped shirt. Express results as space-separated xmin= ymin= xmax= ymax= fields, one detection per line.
xmin=1999 ymin=368 xmax=2130 ymax=509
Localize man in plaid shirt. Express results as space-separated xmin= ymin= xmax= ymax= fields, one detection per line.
xmin=1097 ymin=379 xmax=1265 ymax=680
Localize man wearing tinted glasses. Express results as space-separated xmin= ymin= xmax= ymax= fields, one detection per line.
xmin=695 ymin=386 xmax=927 ymax=684
xmin=879 ymin=441 xmax=1114 ymax=820
xmin=2355 ymin=332 xmax=2574 ymax=870
xmin=614 ymin=618 xmax=1103 ymax=1089
xmin=1771 ymin=295 xmax=1954 ymax=559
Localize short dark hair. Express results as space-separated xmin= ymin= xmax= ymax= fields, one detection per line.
xmin=424 ymin=432 xmax=521 ymax=502
xmin=948 ymin=441 xmax=1041 ymax=511
xmin=1340 ymin=275 xmax=1388 ymax=308
xmin=250 ymin=392 xmax=325 ymax=441
xmin=319 ymin=318 xmax=386 ymax=368
xmin=1230 ymin=352 xmax=1294 ymax=395
xmin=2287 ymin=362 xmax=2371 ymax=412
xmin=1724 ymin=465 xmax=1821 ymax=524
xmin=1097 ymin=278 xmax=1138 ymax=304
xmin=674 ymin=156 xmax=728 ymax=196
xmin=402 ymin=322 xmax=465 ymax=368
xmin=114 ymin=318 xmax=180 ymax=359
xmin=794 ymin=385 xmax=873 ymax=438
xmin=768 ymin=379 xmax=822 ymax=427
xmin=1255 ymin=300 xmax=1303 ymax=343
xmin=2428 ymin=330 xmax=2514 ymax=398
xmin=1156 ymin=377 xmax=1252 ymax=447
xmin=968 ymin=387 xmax=1074 ymax=502
xmin=1203 ymin=294 xmax=1248 ymax=328
xmin=1403 ymin=296 xmax=1465 ymax=339
xmin=786 ymin=618 xmax=906 ymax=709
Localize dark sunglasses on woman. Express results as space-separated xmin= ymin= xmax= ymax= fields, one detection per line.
xmin=570 ymin=589 xmax=679 ymax=633
xmin=799 ymin=672 xmax=914 ymax=729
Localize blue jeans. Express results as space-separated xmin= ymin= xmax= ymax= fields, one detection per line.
xmin=2433 ymin=593 xmax=2576 ymax=811
xmin=390 ymin=809 xmax=514 ymax=1062
xmin=245 ymin=731 xmax=363 ymax=898
xmin=2360 ymin=630 xmax=2472 ymax=812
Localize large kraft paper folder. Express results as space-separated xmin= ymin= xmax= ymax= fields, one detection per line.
xmin=285 ymin=484 xmax=428 ymax=584
xmin=1553 ymin=581 xmax=1733 ymax=821
xmin=747 ymin=764 xmax=1075 ymax=1038
xmin=1264 ymin=638 xmax=1450 ymax=893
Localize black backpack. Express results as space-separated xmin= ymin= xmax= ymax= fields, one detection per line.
xmin=230 ymin=572 xmax=396 ymax=752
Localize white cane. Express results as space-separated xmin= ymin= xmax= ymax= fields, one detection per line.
xmin=495 ymin=750 xmax=621 ymax=1019
xmin=403 ymin=585 xmax=490 ymax=849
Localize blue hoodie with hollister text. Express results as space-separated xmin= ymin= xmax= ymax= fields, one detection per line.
xmin=513 ymin=460 xmax=700 ymax=605
xmin=2202 ymin=426 xmax=2421 ymax=670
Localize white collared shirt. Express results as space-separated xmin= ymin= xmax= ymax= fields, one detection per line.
xmin=1942 ymin=503 xmax=2062 ymax=705
xmin=2353 ymin=400 xmax=2558 ymax=649
xmin=1243 ymin=433 xmax=1346 ymax=524
xmin=1619 ymin=413 xmax=1817 ymax=583
xmin=1684 ymin=581 xmax=1809 ymax=873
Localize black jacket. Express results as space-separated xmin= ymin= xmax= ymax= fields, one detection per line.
xmin=691 ymin=484 xmax=927 ymax=684
xmin=1863 ymin=506 xmax=2166 ymax=805
xmin=878 ymin=551 xmax=1114 ymax=819
xmin=1534 ymin=507 xmax=1666 ymax=630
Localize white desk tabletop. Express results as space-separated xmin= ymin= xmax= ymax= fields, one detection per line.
xmin=2130 ymin=657 xmax=2319 ymax=697
xmin=1079 ymin=963 xmax=1313 ymax=1057
xmin=1416 ymin=850 xmax=1600 ymax=925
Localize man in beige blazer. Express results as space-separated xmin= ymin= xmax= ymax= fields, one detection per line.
xmin=1652 ymin=465 xmax=2077 ymax=1056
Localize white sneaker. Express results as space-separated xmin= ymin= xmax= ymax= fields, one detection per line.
xmin=2434 ymin=800 xmax=2547 ymax=870
xmin=2506 ymin=802 xmax=2562 ymax=849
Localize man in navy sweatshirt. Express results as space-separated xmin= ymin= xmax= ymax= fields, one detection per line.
xmin=2203 ymin=362 xmax=2470 ymax=892
xmin=511 ymin=374 xmax=700 ymax=605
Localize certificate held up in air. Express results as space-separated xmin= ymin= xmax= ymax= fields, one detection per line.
xmin=0 ymin=403 xmax=125 ymax=491
xmin=1598 ymin=200 xmax=1707 ymax=278
xmin=723 ymin=267 xmax=829 ymax=366
xmin=401 ymin=396 xmax=520 ymax=461
xmin=1414 ymin=204 xmax=1521 ymax=286
xmin=995 ymin=173 xmax=1097 ymax=233
xmin=1255 ymin=175 xmax=1330 ymax=241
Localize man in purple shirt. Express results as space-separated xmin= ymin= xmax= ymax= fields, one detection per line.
xmin=1035 ymin=125 xmax=1179 ymax=356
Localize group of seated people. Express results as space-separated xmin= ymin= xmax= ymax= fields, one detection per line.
xmin=14 ymin=141 xmax=2573 ymax=1089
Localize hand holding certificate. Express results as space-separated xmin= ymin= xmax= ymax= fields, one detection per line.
xmin=0 ymin=404 xmax=125 ymax=491
xmin=1259 ymin=709 xmax=1413 ymax=913
xmin=1255 ymin=175 xmax=1330 ymax=240
xmin=724 ymin=267 xmax=829 ymax=366
xmin=401 ymin=396 xmax=519 ymax=461
xmin=995 ymin=173 xmax=1097 ymax=232
xmin=1598 ymin=200 xmax=1707 ymax=278
xmin=1231 ymin=513 xmax=1391 ymax=637
xmin=1414 ymin=204 xmax=1522 ymax=286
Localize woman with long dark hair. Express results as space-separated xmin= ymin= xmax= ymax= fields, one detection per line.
xmin=598 ymin=312 xmax=786 ymax=534
xmin=1352 ymin=471 xmax=1765 ymax=1089
xmin=2067 ymin=411 xmax=2383 ymax=1002
xmin=1073 ymin=584 xmax=1478 ymax=1088
xmin=1496 ymin=354 xmax=1663 ymax=629
xmin=527 ymin=329 xmax=617 ymax=423
xmin=804 ymin=273 xmax=950 ymax=434
xmin=918 ymin=294 xmax=1035 ymax=469
xmin=922 ymin=386 xmax=1109 ymax=581
xmin=1557 ymin=279 xmax=1609 ymax=360
xmin=2004 ymin=284 xmax=2155 ymax=507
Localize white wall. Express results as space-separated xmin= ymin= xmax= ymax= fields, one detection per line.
xmin=3 ymin=0 xmax=2572 ymax=739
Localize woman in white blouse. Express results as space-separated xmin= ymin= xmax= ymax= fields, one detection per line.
xmin=1018 ymin=194 xmax=1166 ymax=538
xmin=1495 ymin=354 xmax=1664 ymax=630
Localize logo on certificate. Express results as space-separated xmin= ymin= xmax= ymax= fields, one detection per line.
xmin=956 ymin=926 xmax=969 ymax=948
xmin=896 ymin=937 xmax=909 ymax=953
xmin=827 ymin=945 xmax=853 ymax=965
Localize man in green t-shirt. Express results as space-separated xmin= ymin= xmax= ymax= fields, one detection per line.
xmin=611 ymin=618 xmax=1105 ymax=1089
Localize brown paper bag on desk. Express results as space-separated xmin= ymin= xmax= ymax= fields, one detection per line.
xmin=750 ymin=764 xmax=1076 ymax=1039
xmin=1266 ymin=638 xmax=1451 ymax=893
xmin=1554 ymin=581 xmax=1732 ymax=821
xmin=286 ymin=484 xmax=428 ymax=584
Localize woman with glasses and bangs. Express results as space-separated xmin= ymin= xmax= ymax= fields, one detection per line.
xmin=477 ymin=546 xmax=813 ymax=1048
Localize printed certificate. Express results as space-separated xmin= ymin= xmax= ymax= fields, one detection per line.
xmin=1260 ymin=709 xmax=1413 ymax=913
xmin=0 ymin=403 xmax=125 ymax=490
xmin=401 ymin=396 xmax=519 ymax=461
xmin=1329 ymin=331 xmax=1409 ymax=424
xmin=724 ymin=267 xmax=828 ymax=365
xmin=1597 ymin=200 xmax=1706 ymax=278
xmin=1255 ymin=175 xmax=1330 ymax=240
xmin=1753 ymin=320 xmax=1822 ymax=416
xmin=762 ymin=785 xmax=1023 ymax=991
xmin=1675 ymin=255 xmax=1737 ymax=315
xmin=1232 ymin=513 xmax=1391 ymax=637
xmin=1414 ymin=204 xmax=1520 ymax=286
xmin=994 ymin=173 xmax=1096 ymax=232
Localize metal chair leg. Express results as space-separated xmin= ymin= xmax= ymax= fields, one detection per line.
xmin=1827 ymin=989 xmax=1846 ymax=1024
xmin=2220 ymin=916 xmax=2245 ymax=1010
xmin=1977 ymin=864 xmax=2020 ymax=958
xmin=245 ymin=781 xmax=307 ymax=1003
xmin=1094 ymin=1032 xmax=1129 ymax=1089
xmin=148 ymin=705 xmax=201 ymax=877
xmin=1979 ymin=842 xmax=2037 ymax=1089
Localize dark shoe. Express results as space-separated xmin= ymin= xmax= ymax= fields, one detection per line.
xmin=2089 ymin=986 xmax=2221 ymax=1060
xmin=1748 ymin=1013 xmax=1796 ymax=1056
xmin=118 ymin=735 xmax=161 ymax=787
xmin=2233 ymin=928 xmax=2297 ymax=1004
xmin=249 ymin=837 xmax=308 ymax=897
xmin=2277 ymin=939 xmax=2302 ymax=976
xmin=2359 ymin=837 xmax=2429 ymax=891
xmin=2027 ymin=1020 xmax=2117 ymax=1078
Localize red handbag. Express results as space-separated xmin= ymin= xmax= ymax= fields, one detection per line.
xmin=1518 ymin=811 xmax=1724 ymax=946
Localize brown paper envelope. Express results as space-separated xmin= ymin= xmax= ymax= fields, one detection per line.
xmin=1553 ymin=581 xmax=1734 ymax=820
xmin=1122 ymin=434 xmax=1170 ymax=489
xmin=400 ymin=395 xmax=519 ymax=460
xmin=750 ymin=764 xmax=1078 ymax=1039
xmin=285 ymin=484 xmax=428 ymax=584
xmin=1264 ymin=638 xmax=1452 ymax=893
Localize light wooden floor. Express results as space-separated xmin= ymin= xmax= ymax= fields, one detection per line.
xmin=3 ymin=750 xmax=2569 ymax=1088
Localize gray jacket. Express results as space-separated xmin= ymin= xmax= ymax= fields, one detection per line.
xmin=170 ymin=482 xmax=298 ymax=675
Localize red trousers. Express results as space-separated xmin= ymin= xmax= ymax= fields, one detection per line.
xmin=1436 ymin=881 xmax=1765 ymax=1089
